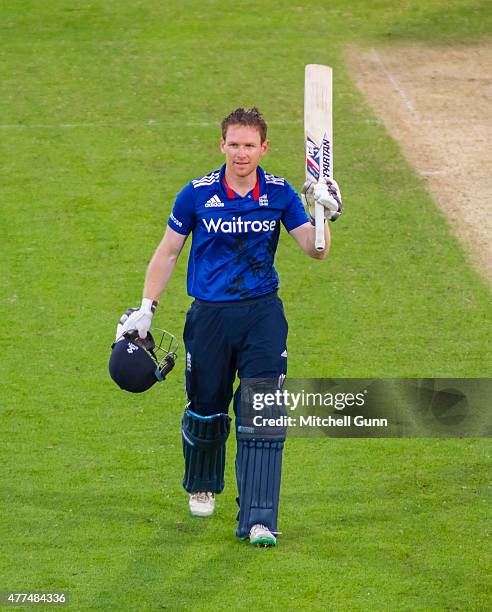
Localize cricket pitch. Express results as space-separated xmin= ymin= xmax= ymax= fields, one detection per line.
xmin=346 ymin=43 xmax=492 ymax=284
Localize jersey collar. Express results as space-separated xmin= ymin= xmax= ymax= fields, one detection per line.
xmin=220 ymin=164 xmax=263 ymax=201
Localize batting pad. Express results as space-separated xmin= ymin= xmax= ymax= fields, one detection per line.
xmin=182 ymin=409 xmax=231 ymax=494
xmin=235 ymin=439 xmax=284 ymax=538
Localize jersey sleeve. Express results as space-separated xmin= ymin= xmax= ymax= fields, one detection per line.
xmin=167 ymin=182 xmax=196 ymax=235
xmin=281 ymin=181 xmax=310 ymax=232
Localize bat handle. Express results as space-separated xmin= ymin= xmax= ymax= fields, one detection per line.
xmin=314 ymin=202 xmax=325 ymax=251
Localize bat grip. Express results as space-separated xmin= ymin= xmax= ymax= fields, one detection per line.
xmin=314 ymin=202 xmax=325 ymax=251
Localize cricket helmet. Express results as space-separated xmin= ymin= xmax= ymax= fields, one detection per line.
xmin=109 ymin=328 xmax=178 ymax=393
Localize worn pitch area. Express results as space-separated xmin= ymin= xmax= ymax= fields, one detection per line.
xmin=347 ymin=44 xmax=492 ymax=283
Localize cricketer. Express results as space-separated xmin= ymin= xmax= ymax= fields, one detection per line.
xmin=120 ymin=108 xmax=342 ymax=546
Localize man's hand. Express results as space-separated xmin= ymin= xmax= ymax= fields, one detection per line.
xmin=118 ymin=298 xmax=157 ymax=340
xmin=301 ymin=177 xmax=343 ymax=222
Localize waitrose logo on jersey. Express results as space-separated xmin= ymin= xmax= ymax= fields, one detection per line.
xmin=202 ymin=217 xmax=277 ymax=234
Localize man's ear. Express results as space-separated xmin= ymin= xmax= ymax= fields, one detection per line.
xmin=261 ymin=140 xmax=270 ymax=156
xmin=220 ymin=138 xmax=226 ymax=153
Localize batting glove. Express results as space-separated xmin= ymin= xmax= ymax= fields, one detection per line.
xmin=118 ymin=298 xmax=157 ymax=340
xmin=301 ymin=177 xmax=343 ymax=222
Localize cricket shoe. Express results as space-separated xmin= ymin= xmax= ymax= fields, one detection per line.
xmin=249 ymin=524 xmax=277 ymax=547
xmin=189 ymin=492 xmax=215 ymax=517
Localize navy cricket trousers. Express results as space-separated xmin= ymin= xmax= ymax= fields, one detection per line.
xmin=183 ymin=291 xmax=288 ymax=417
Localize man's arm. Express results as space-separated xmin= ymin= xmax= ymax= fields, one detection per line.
xmin=120 ymin=226 xmax=188 ymax=339
xmin=143 ymin=226 xmax=188 ymax=301
xmin=289 ymin=221 xmax=330 ymax=260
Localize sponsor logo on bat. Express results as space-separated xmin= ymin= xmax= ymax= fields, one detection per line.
xmin=320 ymin=134 xmax=331 ymax=179
xmin=305 ymin=133 xmax=331 ymax=181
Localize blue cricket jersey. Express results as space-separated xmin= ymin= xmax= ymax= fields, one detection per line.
xmin=167 ymin=164 xmax=309 ymax=301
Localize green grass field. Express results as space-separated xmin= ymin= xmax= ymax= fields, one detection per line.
xmin=1 ymin=1 xmax=491 ymax=610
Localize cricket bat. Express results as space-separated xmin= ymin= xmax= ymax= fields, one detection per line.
xmin=304 ymin=64 xmax=333 ymax=251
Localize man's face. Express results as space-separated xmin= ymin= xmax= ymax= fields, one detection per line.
xmin=220 ymin=124 xmax=269 ymax=178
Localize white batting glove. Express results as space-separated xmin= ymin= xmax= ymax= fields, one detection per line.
xmin=301 ymin=177 xmax=343 ymax=222
xmin=115 ymin=307 xmax=138 ymax=342
xmin=119 ymin=298 xmax=157 ymax=340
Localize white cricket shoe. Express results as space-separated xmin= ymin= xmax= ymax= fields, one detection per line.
xmin=189 ymin=492 xmax=215 ymax=517
xmin=249 ymin=524 xmax=277 ymax=547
